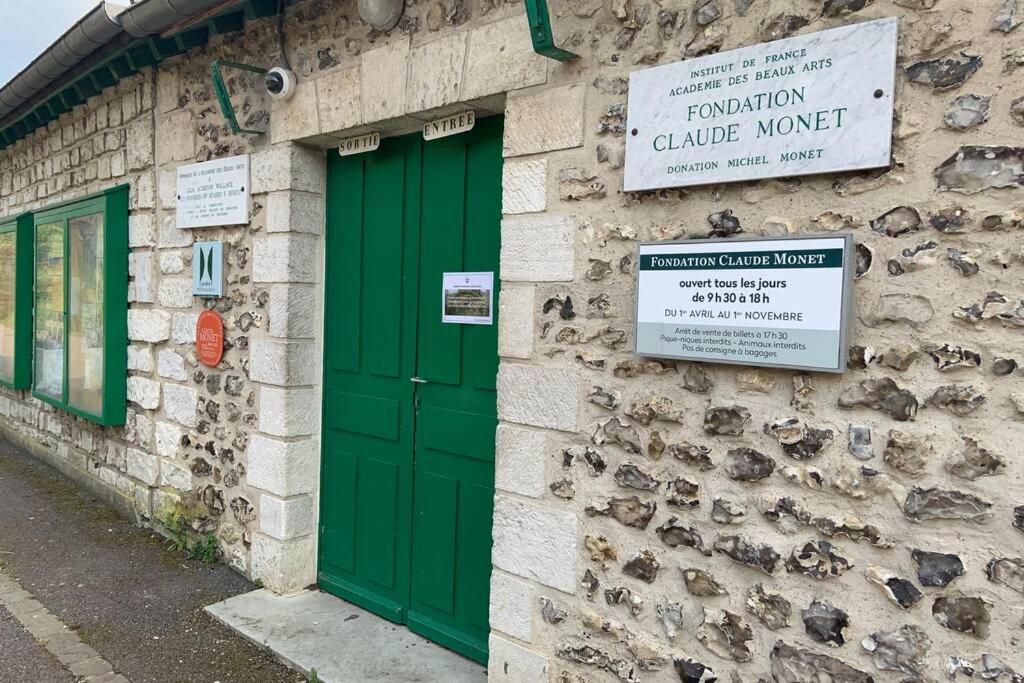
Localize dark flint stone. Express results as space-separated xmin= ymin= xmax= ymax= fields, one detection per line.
xmin=707 ymin=209 xmax=743 ymax=237
xmin=683 ymin=568 xmax=728 ymax=596
xmin=614 ymin=463 xmax=661 ymax=491
xmin=674 ymin=657 xmax=717 ymax=683
xmin=905 ymin=53 xmax=983 ymax=90
xmin=666 ymin=477 xmax=700 ymax=508
xmin=668 ymin=442 xmax=715 ymax=470
xmin=904 ymin=487 xmax=993 ymax=523
xmin=861 ymin=625 xmax=930 ymax=676
xmin=838 ymin=378 xmax=918 ymax=421
xmin=657 ymin=517 xmax=712 ymax=556
xmin=786 ymin=540 xmax=852 ymax=580
xmin=540 ymin=597 xmax=567 ymax=624
xmin=928 ymin=384 xmax=986 ymax=416
xmin=911 ymin=548 xmax=965 ymax=587
xmin=802 ymin=599 xmax=849 ymax=646
xmin=948 ymin=248 xmax=980 ymax=275
xmin=854 ymin=243 xmax=873 ymax=278
xmin=848 ymin=425 xmax=873 ymax=460
xmin=985 ymin=557 xmax=1024 ymax=594
xmin=761 ymin=14 xmax=809 ymax=41
xmin=746 ymin=583 xmax=791 ymax=629
xmin=1015 ymin=505 xmax=1024 ymax=533
xmin=871 ymin=206 xmax=921 ymax=237
xmin=543 ymin=295 xmax=575 ymax=319
xmin=928 ymin=344 xmax=981 ymax=371
xmin=935 ymin=146 xmax=1024 ymax=193
xmin=695 ymin=0 xmax=722 ymax=25
xmin=932 ymin=596 xmax=991 ymax=638
xmin=866 ymin=566 xmax=923 ymax=608
xmin=623 ymin=549 xmax=661 ymax=583
xmin=947 ymin=436 xmax=1006 ymax=480
xmin=713 ymin=535 xmax=780 ymax=574
xmin=711 ymin=497 xmax=746 ymax=524
xmin=683 ymin=364 xmax=713 ymax=393
xmin=190 ymin=458 xmax=213 ymax=477
xmin=585 ymin=496 xmax=657 ymax=529
xmin=770 ymin=641 xmax=871 ymax=682
xmin=930 ymin=206 xmax=971 ymax=232
xmin=847 ymin=346 xmax=874 ymax=370
xmin=556 ymin=643 xmax=635 ymax=680
xmin=822 ymin=0 xmax=871 ymax=16
xmin=992 ymin=357 xmax=1018 ymax=375
xmin=725 ymin=448 xmax=776 ymax=481
xmin=944 ymin=94 xmax=991 ymax=130
xmin=734 ymin=0 xmax=754 ymax=14
xmin=703 ymin=405 xmax=751 ymax=435
xmin=581 ymin=568 xmax=599 ymax=598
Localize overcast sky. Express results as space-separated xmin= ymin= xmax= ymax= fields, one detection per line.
xmin=0 ymin=1 xmax=105 ymax=86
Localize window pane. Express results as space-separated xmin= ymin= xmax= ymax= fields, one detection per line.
xmin=69 ymin=213 xmax=104 ymax=415
xmin=0 ymin=231 xmax=15 ymax=383
xmin=35 ymin=221 xmax=64 ymax=399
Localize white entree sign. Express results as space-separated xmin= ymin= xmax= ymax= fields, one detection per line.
xmin=624 ymin=17 xmax=899 ymax=191
xmin=423 ymin=111 xmax=476 ymax=141
xmin=176 ymin=154 xmax=250 ymax=228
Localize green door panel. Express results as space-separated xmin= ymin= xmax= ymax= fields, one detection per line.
xmin=319 ymin=133 xmax=422 ymax=623
xmin=321 ymin=116 xmax=503 ymax=666
xmin=408 ymin=116 xmax=503 ymax=663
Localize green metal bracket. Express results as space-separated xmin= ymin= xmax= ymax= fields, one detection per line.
xmin=524 ymin=0 xmax=578 ymax=62
xmin=210 ymin=59 xmax=269 ymax=135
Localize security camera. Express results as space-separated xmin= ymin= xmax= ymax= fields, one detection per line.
xmin=265 ymin=67 xmax=297 ymax=101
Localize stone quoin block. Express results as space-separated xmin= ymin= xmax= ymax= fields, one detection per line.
xmin=503 ymin=83 xmax=585 ymax=158
xmin=156 ymin=109 xmax=196 ymax=164
xmin=407 ymin=32 xmax=467 ymax=112
xmin=268 ymin=284 xmax=318 ymax=339
xmin=315 ymin=66 xmax=362 ymax=134
xmin=128 ymin=212 xmax=156 ymax=247
xmin=502 ymin=158 xmax=547 ymax=215
xmin=253 ymin=234 xmax=320 ymax=284
xmin=270 ymin=80 xmax=321 ymax=144
xmin=265 ymin=190 xmax=324 ymax=235
xmin=251 ymin=144 xmax=325 ymax=195
xmin=489 ymin=571 xmax=535 ymax=642
xmin=487 ymin=634 xmax=550 ymax=683
xmin=157 ymin=214 xmax=191 ymax=249
xmin=498 ymin=286 xmax=535 ymax=360
xmin=154 ymin=421 xmax=183 ymax=458
xmin=249 ymin=339 xmax=318 ymax=387
xmin=125 ymin=448 xmax=159 ymax=486
xmin=128 ymin=251 xmax=157 ymax=303
xmin=159 ymin=250 xmax=187 ymax=275
xmin=259 ymin=493 xmax=316 ymax=540
xmin=500 ymin=214 xmax=574 ymax=282
xmin=127 ymin=309 xmax=170 ymax=343
xmin=127 ymin=345 xmax=153 ymax=372
xmin=360 ymin=38 xmax=410 ymax=123
xmin=497 ymin=363 xmax=579 ymax=432
xmin=125 ymin=114 xmax=154 ymax=171
xmin=156 ymin=348 xmax=187 ymax=381
xmin=492 ymin=495 xmax=578 ymax=592
xmin=162 ymin=383 xmax=199 ymax=428
xmin=462 ymin=15 xmax=547 ymax=100
xmin=246 ymin=434 xmax=319 ymax=497
xmin=126 ymin=376 xmax=160 ymax=410
xmin=156 ymin=278 xmax=194 ymax=309
xmin=159 ymin=460 xmax=192 ymax=492
xmin=258 ymin=386 xmax=319 ymax=438
xmin=495 ymin=423 xmax=547 ymax=498
xmin=157 ymin=167 xmax=177 ymax=210
xmin=170 ymin=312 xmax=199 ymax=344
xmin=250 ymin=533 xmax=317 ymax=594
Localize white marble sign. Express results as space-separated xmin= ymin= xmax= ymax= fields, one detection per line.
xmin=176 ymin=154 xmax=250 ymax=228
xmin=624 ymin=17 xmax=899 ymax=191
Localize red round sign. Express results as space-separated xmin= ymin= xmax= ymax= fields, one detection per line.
xmin=196 ymin=309 xmax=224 ymax=367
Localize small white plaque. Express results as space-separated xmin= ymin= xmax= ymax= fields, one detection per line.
xmin=635 ymin=235 xmax=854 ymax=372
xmin=624 ymin=17 xmax=899 ymax=191
xmin=442 ymin=271 xmax=493 ymax=325
xmin=176 ymin=154 xmax=250 ymax=228
xmin=423 ymin=111 xmax=476 ymax=141
xmin=338 ymin=132 xmax=381 ymax=156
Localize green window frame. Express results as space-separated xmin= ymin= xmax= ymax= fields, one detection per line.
xmin=0 ymin=213 xmax=33 ymax=389
xmin=31 ymin=185 xmax=128 ymax=426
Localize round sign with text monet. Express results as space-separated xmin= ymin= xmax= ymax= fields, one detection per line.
xmin=196 ymin=309 xmax=224 ymax=367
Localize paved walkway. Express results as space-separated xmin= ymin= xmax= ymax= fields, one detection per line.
xmin=0 ymin=435 xmax=304 ymax=683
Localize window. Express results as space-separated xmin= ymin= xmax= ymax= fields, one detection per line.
xmin=0 ymin=214 xmax=31 ymax=389
xmin=32 ymin=186 xmax=128 ymax=425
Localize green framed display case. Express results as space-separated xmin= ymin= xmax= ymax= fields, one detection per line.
xmin=31 ymin=185 xmax=128 ymax=426
xmin=0 ymin=213 xmax=33 ymax=390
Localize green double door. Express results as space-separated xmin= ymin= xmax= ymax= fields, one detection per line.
xmin=319 ymin=116 xmax=502 ymax=664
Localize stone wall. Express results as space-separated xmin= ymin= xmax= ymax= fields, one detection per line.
xmin=1 ymin=0 xmax=1023 ymax=680
xmin=482 ymin=0 xmax=1024 ymax=680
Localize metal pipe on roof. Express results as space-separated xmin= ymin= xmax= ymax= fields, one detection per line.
xmin=0 ymin=0 xmax=241 ymax=124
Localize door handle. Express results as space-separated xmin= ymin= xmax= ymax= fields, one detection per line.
xmin=410 ymin=377 xmax=428 ymax=384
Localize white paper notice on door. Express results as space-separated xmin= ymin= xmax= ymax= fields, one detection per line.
xmin=442 ymin=272 xmax=494 ymax=325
